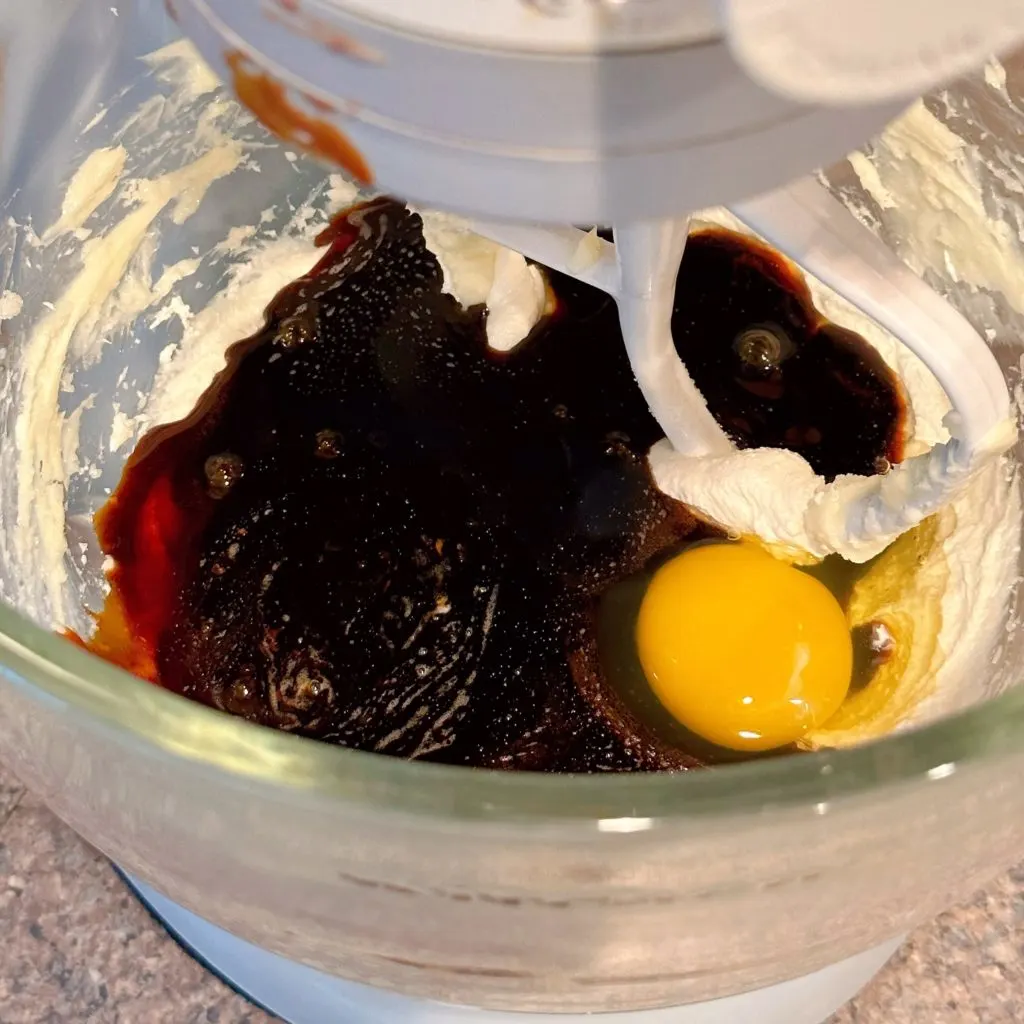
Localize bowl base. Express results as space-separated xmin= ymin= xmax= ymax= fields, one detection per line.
xmin=119 ymin=870 xmax=903 ymax=1023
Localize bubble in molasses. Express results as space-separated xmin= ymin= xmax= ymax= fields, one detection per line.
xmin=314 ymin=429 xmax=343 ymax=459
xmin=204 ymin=452 xmax=245 ymax=498
xmin=733 ymin=323 xmax=794 ymax=372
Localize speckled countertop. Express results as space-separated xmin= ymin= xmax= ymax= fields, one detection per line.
xmin=0 ymin=756 xmax=1021 ymax=1024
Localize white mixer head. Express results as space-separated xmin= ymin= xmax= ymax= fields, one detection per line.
xmin=170 ymin=0 xmax=1024 ymax=223
xmin=169 ymin=0 xmax=905 ymax=223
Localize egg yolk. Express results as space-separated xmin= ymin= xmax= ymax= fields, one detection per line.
xmin=636 ymin=542 xmax=852 ymax=751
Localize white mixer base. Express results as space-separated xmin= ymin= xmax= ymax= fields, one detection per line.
xmin=120 ymin=871 xmax=903 ymax=1024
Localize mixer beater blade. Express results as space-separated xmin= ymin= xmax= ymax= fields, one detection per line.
xmin=469 ymin=177 xmax=1015 ymax=561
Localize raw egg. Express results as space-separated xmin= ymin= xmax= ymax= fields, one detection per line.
xmin=636 ymin=542 xmax=852 ymax=751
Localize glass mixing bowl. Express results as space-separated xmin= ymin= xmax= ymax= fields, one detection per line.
xmin=2 ymin=1 xmax=1024 ymax=1015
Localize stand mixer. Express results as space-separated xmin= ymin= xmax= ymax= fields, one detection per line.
xmin=168 ymin=0 xmax=1021 ymax=565
xmin=2 ymin=2 xmax=1024 ymax=1023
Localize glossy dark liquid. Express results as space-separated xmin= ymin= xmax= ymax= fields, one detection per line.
xmin=74 ymin=200 xmax=905 ymax=772
xmin=674 ymin=228 xmax=904 ymax=479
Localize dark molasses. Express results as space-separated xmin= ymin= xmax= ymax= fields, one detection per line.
xmin=73 ymin=200 xmax=904 ymax=771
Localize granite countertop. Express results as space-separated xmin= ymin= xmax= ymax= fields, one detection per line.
xmin=0 ymin=758 xmax=1021 ymax=1024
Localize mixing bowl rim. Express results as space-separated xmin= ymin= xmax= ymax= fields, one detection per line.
xmin=1 ymin=597 xmax=1021 ymax=823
